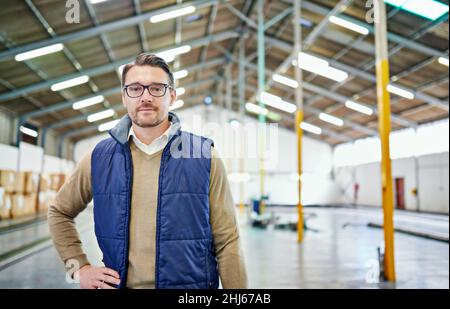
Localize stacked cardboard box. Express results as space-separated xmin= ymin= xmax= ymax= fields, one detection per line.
xmin=25 ymin=172 xmax=40 ymax=194
xmin=0 ymin=171 xmax=69 ymax=220
xmin=50 ymin=174 xmax=66 ymax=192
xmin=0 ymin=186 xmax=12 ymax=220
xmin=0 ymin=170 xmax=24 ymax=192
xmin=0 ymin=170 xmax=38 ymax=219
xmin=38 ymin=190 xmax=56 ymax=212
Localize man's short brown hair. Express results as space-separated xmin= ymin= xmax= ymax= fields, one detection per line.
xmin=121 ymin=53 xmax=174 ymax=88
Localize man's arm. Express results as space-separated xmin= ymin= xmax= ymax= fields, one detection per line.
xmin=48 ymin=152 xmax=96 ymax=268
xmin=47 ymin=150 xmax=93 ymax=271
xmin=209 ymin=148 xmax=248 ymax=289
xmin=48 ymin=149 xmax=121 ymax=289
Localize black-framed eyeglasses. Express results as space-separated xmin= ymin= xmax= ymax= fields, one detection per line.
xmin=123 ymin=83 xmax=172 ymax=98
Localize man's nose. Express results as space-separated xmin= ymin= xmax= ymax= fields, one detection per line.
xmin=140 ymin=88 xmax=153 ymax=102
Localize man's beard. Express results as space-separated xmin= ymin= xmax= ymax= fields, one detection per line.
xmin=131 ymin=109 xmax=165 ymax=128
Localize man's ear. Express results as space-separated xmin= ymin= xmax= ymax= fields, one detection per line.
xmin=170 ymin=89 xmax=176 ymax=106
xmin=122 ymin=91 xmax=127 ymax=108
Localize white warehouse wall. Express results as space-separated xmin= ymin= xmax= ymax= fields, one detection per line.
xmin=334 ymin=152 xmax=449 ymax=214
xmin=0 ymin=142 xmax=75 ymax=174
xmin=333 ymin=119 xmax=449 ymax=214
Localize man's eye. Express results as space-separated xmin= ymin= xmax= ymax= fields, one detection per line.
xmin=151 ymin=86 xmax=164 ymax=92
xmin=129 ymin=86 xmax=142 ymax=91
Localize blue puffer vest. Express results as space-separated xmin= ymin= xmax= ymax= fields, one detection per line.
xmin=91 ymin=112 xmax=219 ymax=289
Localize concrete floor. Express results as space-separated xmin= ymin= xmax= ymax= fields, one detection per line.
xmin=0 ymin=206 xmax=448 ymax=289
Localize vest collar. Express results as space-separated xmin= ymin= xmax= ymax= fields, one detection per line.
xmin=109 ymin=112 xmax=181 ymax=145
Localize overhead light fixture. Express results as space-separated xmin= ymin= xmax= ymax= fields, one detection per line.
xmin=345 ymin=100 xmax=374 ymax=115
xmin=170 ymin=100 xmax=184 ymax=111
xmin=51 ymin=75 xmax=90 ymax=91
xmin=20 ymin=126 xmax=38 ymax=138
xmin=245 ymin=102 xmax=282 ymax=121
xmin=384 ymin=0 xmax=449 ymax=21
xmin=387 ymin=84 xmax=415 ymax=99
xmin=260 ymin=92 xmax=296 ymax=114
xmin=203 ymin=96 xmax=212 ymax=105
xmin=329 ymin=16 xmax=369 ymax=35
xmin=186 ymin=14 xmax=202 ymax=23
xmin=295 ymin=52 xmax=348 ymax=82
xmin=98 ymin=119 xmax=120 ymax=132
xmin=229 ymin=119 xmax=241 ymax=128
xmin=300 ymin=122 xmax=322 ymax=135
xmin=15 ymin=43 xmax=64 ymax=61
xmin=90 ymin=0 xmax=109 ymax=3
xmin=72 ymin=95 xmax=104 ymax=110
xmin=438 ymin=56 xmax=449 ymax=67
xmin=319 ymin=113 xmax=344 ymax=127
xmin=156 ymin=45 xmax=191 ymax=63
xmin=176 ymin=87 xmax=185 ymax=96
xmin=298 ymin=18 xmax=313 ymax=28
xmin=173 ymin=69 xmax=188 ymax=80
xmin=272 ymin=74 xmax=299 ymax=88
xmin=87 ymin=109 xmax=115 ymax=123
xmin=150 ymin=5 xmax=196 ymax=23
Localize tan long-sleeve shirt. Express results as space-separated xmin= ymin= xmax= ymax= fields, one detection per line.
xmin=48 ymin=139 xmax=247 ymax=289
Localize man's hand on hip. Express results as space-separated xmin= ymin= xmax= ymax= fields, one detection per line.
xmin=74 ymin=265 xmax=121 ymax=289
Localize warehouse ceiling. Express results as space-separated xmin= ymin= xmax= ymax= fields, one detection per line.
xmin=0 ymin=0 xmax=448 ymax=145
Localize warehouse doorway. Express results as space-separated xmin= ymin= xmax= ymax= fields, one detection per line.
xmin=394 ymin=178 xmax=406 ymax=210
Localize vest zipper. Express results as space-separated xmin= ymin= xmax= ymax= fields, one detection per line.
xmin=121 ymin=144 xmax=133 ymax=289
xmin=155 ymin=137 xmax=175 ymax=289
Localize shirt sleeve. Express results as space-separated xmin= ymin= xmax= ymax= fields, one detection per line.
xmin=47 ymin=150 xmax=93 ymax=272
xmin=209 ymin=147 xmax=248 ymax=289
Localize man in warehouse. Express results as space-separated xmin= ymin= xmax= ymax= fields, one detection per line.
xmin=48 ymin=53 xmax=247 ymax=289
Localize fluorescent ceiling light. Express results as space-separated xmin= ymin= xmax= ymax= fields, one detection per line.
xmin=150 ymin=5 xmax=196 ymax=23
xmin=90 ymin=0 xmax=109 ymax=3
xmin=170 ymin=100 xmax=184 ymax=111
xmin=272 ymin=74 xmax=299 ymax=88
xmin=176 ymin=87 xmax=185 ymax=96
xmin=87 ymin=109 xmax=115 ymax=123
xmin=15 ymin=43 xmax=64 ymax=61
xmin=329 ymin=16 xmax=369 ymax=35
xmin=438 ymin=57 xmax=449 ymax=67
xmin=387 ymin=84 xmax=415 ymax=99
xmin=173 ymin=69 xmax=188 ymax=80
xmin=319 ymin=112 xmax=344 ymax=127
xmin=384 ymin=0 xmax=449 ymax=21
xmin=72 ymin=95 xmax=104 ymax=110
xmin=300 ymin=122 xmax=322 ymax=135
xmin=298 ymin=52 xmax=329 ymax=67
xmin=245 ymin=102 xmax=282 ymax=121
xmin=296 ymin=52 xmax=348 ymax=82
xmin=98 ymin=119 xmax=120 ymax=132
xmin=345 ymin=100 xmax=374 ymax=115
xmin=156 ymin=45 xmax=191 ymax=63
xmin=20 ymin=126 xmax=38 ymax=138
xmin=260 ymin=92 xmax=296 ymax=114
xmin=51 ymin=75 xmax=90 ymax=91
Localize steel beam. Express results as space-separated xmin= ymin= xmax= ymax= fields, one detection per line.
xmin=0 ymin=0 xmax=221 ymax=61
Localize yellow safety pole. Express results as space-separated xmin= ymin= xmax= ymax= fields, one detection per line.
xmin=239 ymin=38 xmax=246 ymax=214
xmin=295 ymin=111 xmax=304 ymax=242
xmin=257 ymin=0 xmax=266 ymax=214
xmin=294 ymin=0 xmax=304 ymax=243
xmin=374 ymin=0 xmax=396 ymax=282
